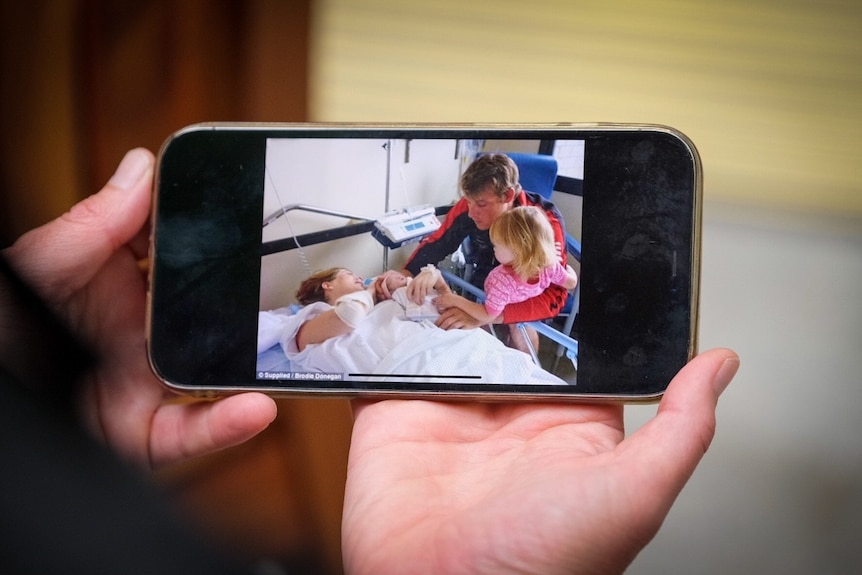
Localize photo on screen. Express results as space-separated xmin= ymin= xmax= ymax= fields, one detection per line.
xmin=255 ymin=137 xmax=585 ymax=388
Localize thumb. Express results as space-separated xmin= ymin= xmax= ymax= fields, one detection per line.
xmin=376 ymin=274 xmax=392 ymax=300
xmin=619 ymin=348 xmax=739 ymax=502
xmin=6 ymin=148 xmax=154 ymax=299
xmin=149 ymin=392 xmax=278 ymax=469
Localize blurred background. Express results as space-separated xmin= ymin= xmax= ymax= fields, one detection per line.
xmin=2 ymin=1 xmax=860 ymax=573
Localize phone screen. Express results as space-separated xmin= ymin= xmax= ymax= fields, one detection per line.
xmin=149 ymin=124 xmax=700 ymax=400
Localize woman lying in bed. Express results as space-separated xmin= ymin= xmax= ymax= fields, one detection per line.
xmin=292 ymin=267 xmax=443 ymax=351
xmin=259 ymin=266 xmax=567 ymax=385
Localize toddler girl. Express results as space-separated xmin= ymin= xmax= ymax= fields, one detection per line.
xmin=435 ymin=205 xmax=577 ymax=324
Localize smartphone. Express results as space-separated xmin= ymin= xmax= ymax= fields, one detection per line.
xmin=147 ymin=123 xmax=701 ymax=402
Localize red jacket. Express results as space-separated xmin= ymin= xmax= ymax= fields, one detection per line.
xmin=405 ymin=190 xmax=568 ymax=323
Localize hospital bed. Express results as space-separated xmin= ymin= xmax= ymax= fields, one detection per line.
xmin=259 ymin=203 xmax=452 ymax=376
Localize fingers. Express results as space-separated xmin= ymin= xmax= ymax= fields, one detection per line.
xmin=148 ymin=392 xmax=278 ymax=469
xmin=373 ymin=276 xmax=391 ymax=301
xmin=405 ymin=279 xmax=422 ymax=304
xmin=434 ymin=308 xmax=458 ymax=329
xmin=435 ymin=307 xmax=476 ymax=330
xmin=618 ymin=348 xmax=739 ymax=505
xmin=376 ymin=270 xmax=408 ymax=301
xmin=406 ymin=271 xmax=435 ymax=304
xmin=404 ymin=279 xmax=417 ymax=302
xmin=5 ymin=148 xmax=154 ymax=299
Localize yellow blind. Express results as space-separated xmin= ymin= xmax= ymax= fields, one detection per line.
xmin=310 ymin=0 xmax=862 ymax=216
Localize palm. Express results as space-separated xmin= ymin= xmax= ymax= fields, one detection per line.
xmin=344 ymin=400 xmax=644 ymax=575
xmin=344 ymin=347 xmax=737 ymax=575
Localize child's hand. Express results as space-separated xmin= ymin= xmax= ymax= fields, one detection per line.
xmin=565 ymin=264 xmax=578 ymax=289
xmin=433 ymin=293 xmax=463 ymax=311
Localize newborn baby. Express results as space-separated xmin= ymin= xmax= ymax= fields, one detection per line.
xmin=380 ymin=268 xmax=440 ymax=321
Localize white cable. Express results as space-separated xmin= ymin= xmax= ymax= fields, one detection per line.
xmin=265 ymin=166 xmax=312 ymax=276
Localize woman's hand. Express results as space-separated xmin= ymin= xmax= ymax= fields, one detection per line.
xmin=343 ymin=348 xmax=739 ymax=575
xmin=373 ymin=270 xmax=406 ymax=301
xmin=405 ymin=266 xmax=440 ymax=305
xmin=3 ymin=149 xmax=277 ymax=469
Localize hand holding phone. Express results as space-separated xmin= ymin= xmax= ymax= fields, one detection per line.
xmin=344 ymin=347 xmax=738 ymax=573
xmin=3 ymin=148 xmax=278 ymax=469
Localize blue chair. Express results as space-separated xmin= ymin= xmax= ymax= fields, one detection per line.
xmin=506 ymin=153 xmax=560 ymax=202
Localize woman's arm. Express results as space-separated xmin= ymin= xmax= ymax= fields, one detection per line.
xmin=405 ymin=264 xmax=449 ymax=305
xmin=296 ymin=288 xmax=375 ymax=351
xmin=432 ymin=271 xmax=452 ymax=295
xmin=295 ymin=309 xmax=353 ymax=351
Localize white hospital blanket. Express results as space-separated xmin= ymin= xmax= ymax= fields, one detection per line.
xmin=259 ymin=299 xmax=565 ymax=385
xmin=391 ymin=286 xmax=440 ymax=321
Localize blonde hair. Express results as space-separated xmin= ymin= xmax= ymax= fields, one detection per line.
xmin=489 ymin=206 xmax=557 ymax=280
